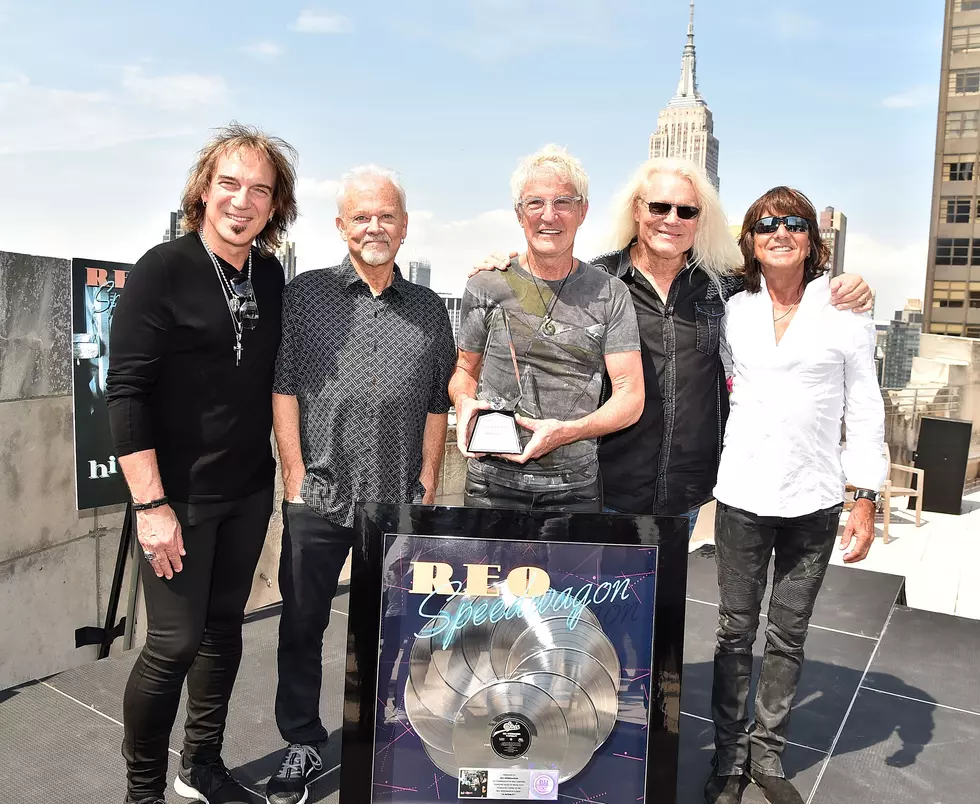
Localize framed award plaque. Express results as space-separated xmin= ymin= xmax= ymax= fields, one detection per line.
xmin=341 ymin=505 xmax=688 ymax=803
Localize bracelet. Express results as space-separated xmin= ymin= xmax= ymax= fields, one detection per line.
xmin=132 ymin=496 xmax=169 ymax=511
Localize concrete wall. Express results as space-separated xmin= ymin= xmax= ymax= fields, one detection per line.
xmin=0 ymin=248 xmax=470 ymax=689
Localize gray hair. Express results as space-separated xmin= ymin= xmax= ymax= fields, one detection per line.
xmin=607 ymin=157 xmax=741 ymax=280
xmin=336 ymin=164 xmax=407 ymax=214
xmin=510 ymin=144 xmax=589 ymax=207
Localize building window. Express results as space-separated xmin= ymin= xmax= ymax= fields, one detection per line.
xmin=942 ymin=196 xmax=975 ymax=222
xmin=930 ymin=322 xmax=965 ymax=336
xmin=967 ymin=325 xmax=980 ymax=338
xmin=933 ymin=280 xmax=968 ymax=309
xmin=950 ymin=69 xmax=980 ymax=95
xmin=936 ymin=237 xmax=971 ymax=264
xmin=944 ymin=160 xmax=975 ymax=181
xmin=971 ymin=282 xmax=980 ymax=308
xmin=956 ymin=0 xmax=980 ymax=11
xmin=946 ymin=110 xmax=980 ymax=137
xmin=953 ymin=25 xmax=980 ymax=52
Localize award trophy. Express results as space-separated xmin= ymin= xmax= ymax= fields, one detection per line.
xmin=466 ymin=309 xmax=528 ymax=455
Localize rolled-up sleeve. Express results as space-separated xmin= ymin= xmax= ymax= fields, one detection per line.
xmin=841 ymin=317 xmax=887 ymax=490
xmin=106 ymin=251 xmax=174 ymax=457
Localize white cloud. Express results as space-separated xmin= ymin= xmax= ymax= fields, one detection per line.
xmin=298 ymin=176 xmax=342 ymax=201
xmin=774 ymin=10 xmax=819 ymax=39
xmin=121 ymin=66 xmax=229 ymax=112
xmin=291 ymin=10 xmax=354 ymax=34
xmin=242 ymin=41 xmax=283 ymax=59
xmin=881 ymin=85 xmax=936 ymax=110
xmin=842 ymin=233 xmax=928 ymax=322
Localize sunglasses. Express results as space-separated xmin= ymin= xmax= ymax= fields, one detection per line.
xmin=644 ymin=201 xmax=701 ymax=220
xmin=753 ymin=215 xmax=810 ymax=234
xmin=229 ymin=275 xmax=259 ymax=331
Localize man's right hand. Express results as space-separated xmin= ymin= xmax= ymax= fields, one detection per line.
xmin=455 ymin=396 xmax=491 ymax=458
xmin=284 ymin=471 xmax=307 ymax=504
xmin=136 ymin=505 xmax=185 ymax=580
xmin=467 ymin=251 xmax=518 ymax=278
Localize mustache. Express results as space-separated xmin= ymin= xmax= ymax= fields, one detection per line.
xmin=363 ymin=235 xmax=391 ymax=245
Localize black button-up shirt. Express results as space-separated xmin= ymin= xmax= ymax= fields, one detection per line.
xmin=273 ymin=257 xmax=457 ymax=527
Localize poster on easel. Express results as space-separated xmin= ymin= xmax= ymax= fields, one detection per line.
xmin=70 ymin=257 xmax=132 ymax=510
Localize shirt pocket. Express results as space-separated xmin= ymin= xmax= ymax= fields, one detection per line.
xmin=695 ymin=301 xmax=724 ymax=355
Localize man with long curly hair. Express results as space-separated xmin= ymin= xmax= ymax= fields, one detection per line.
xmin=107 ymin=123 xmax=298 ymax=804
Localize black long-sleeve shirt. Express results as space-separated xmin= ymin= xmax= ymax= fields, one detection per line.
xmin=106 ymin=232 xmax=283 ymax=503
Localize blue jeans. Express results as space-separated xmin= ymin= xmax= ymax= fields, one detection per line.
xmin=604 ymin=505 xmax=700 ymax=539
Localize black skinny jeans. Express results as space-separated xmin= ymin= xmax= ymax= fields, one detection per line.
xmin=275 ymin=501 xmax=354 ymax=745
xmin=123 ymin=486 xmax=272 ymax=801
xmin=463 ymin=470 xmax=603 ymax=512
xmin=711 ymin=500 xmax=842 ymax=778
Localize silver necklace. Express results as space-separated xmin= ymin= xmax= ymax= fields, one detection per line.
xmin=528 ymin=261 xmax=573 ymax=336
xmin=773 ymin=291 xmax=804 ymax=323
xmin=199 ymin=229 xmax=254 ymax=366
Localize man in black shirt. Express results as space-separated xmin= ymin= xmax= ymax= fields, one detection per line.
xmin=266 ymin=165 xmax=457 ymax=804
xmin=107 ymin=124 xmax=298 ymax=804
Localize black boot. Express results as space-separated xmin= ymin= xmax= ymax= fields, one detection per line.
xmin=749 ymin=772 xmax=804 ymax=804
xmin=704 ymin=771 xmax=748 ymax=804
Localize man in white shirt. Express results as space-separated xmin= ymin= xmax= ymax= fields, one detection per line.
xmin=704 ymin=187 xmax=886 ymax=804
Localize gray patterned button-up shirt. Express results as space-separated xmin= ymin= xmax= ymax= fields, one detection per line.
xmin=273 ymin=257 xmax=457 ymax=527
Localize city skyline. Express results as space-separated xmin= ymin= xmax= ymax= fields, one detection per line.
xmin=0 ymin=1 xmax=942 ymax=322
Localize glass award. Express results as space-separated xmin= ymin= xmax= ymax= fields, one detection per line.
xmin=467 ymin=309 xmax=524 ymax=455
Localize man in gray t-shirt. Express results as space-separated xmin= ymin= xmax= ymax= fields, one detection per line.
xmin=450 ymin=145 xmax=643 ymax=511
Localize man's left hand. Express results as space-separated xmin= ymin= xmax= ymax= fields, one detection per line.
xmin=840 ymin=498 xmax=876 ymax=563
xmin=503 ymin=415 xmax=569 ymax=464
xmin=421 ymin=483 xmax=436 ymax=505
xmin=830 ymin=274 xmax=874 ymax=313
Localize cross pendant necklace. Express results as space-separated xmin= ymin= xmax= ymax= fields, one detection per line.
xmin=234 ymin=335 xmax=243 ymax=366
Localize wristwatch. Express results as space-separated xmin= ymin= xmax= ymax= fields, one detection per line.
xmin=853 ymin=488 xmax=878 ymax=504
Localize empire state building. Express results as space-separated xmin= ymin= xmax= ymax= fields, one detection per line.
xmin=649 ymin=2 xmax=720 ymax=190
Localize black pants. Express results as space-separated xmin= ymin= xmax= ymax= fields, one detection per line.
xmin=122 ymin=486 xmax=273 ymax=801
xmin=275 ymin=501 xmax=354 ymax=745
xmin=710 ymin=501 xmax=842 ymax=778
xmin=463 ymin=470 xmax=603 ymax=512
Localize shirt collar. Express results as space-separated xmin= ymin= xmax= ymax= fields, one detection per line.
xmin=340 ymin=254 xmax=406 ymax=296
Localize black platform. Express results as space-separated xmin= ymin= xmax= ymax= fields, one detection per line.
xmin=3 ymin=553 xmax=979 ymax=804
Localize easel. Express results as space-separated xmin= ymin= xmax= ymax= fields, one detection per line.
xmin=74 ymin=503 xmax=142 ymax=658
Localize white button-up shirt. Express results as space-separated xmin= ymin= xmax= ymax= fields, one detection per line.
xmin=713 ymin=275 xmax=886 ymax=518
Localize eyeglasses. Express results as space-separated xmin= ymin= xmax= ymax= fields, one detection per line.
xmin=753 ymin=215 xmax=810 ymax=234
xmin=229 ymin=275 xmax=259 ymax=330
xmin=518 ymin=195 xmax=583 ymax=215
xmin=643 ymin=201 xmax=701 ymax=220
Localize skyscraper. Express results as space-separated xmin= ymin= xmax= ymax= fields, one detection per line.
xmin=819 ymin=206 xmax=848 ymax=278
xmin=649 ymin=2 xmax=720 ymax=189
xmin=440 ymin=294 xmax=464 ymax=342
xmin=881 ymin=300 xmax=923 ymax=388
xmin=409 ymin=259 xmax=431 ymax=288
xmin=277 ymin=241 xmax=297 ymax=281
xmin=923 ymin=0 xmax=980 ymax=339
xmin=162 ymin=208 xmax=185 ymax=243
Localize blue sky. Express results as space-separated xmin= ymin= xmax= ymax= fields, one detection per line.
xmin=0 ymin=0 xmax=941 ymax=318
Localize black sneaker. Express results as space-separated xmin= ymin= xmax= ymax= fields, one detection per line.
xmin=265 ymin=742 xmax=327 ymax=804
xmin=125 ymin=798 xmax=166 ymax=804
xmin=704 ymin=771 xmax=748 ymax=804
xmin=173 ymin=753 xmax=252 ymax=803
xmin=748 ymin=773 xmax=804 ymax=804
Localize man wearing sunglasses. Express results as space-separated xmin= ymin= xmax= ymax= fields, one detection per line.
xmin=267 ymin=165 xmax=457 ymax=804
xmin=451 ymin=145 xmax=644 ymax=511
xmin=107 ymin=124 xmax=298 ymax=804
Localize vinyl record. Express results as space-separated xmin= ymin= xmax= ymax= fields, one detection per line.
xmin=489 ymin=606 xmax=600 ymax=679
xmin=422 ymin=740 xmax=459 ymax=778
xmin=514 ymin=672 xmax=598 ymax=782
xmin=504 ymin=619 xmax=620 ymax=690
xmin=437 ymin=597 xmax=496 ymax=688
xmin=404 ymin=675 xmax=455 ymax=754
xmin=452 ymin=681 xmax=569 ymax=772
xmin=409 ymin=619 xmax=473 ymax=723
xmin=512 ymin=649 xmax=619 ymax=746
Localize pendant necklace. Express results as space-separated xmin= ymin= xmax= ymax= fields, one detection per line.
xmin=200 ymin=229 xmax=254 ymax=366
xmin=528 ymin=261 xmax=573 ymax=336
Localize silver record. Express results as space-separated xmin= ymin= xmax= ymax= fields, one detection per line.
xmin=404 ymin=675 xmax=455 ymax=754
xmin=514 ymin=672 xmax=599 ymax=782
xmin=438 ymin=597 xmax=497 ymax=687
xmin=489 ymin=606 xmax=600 ymax=679
xmin=453 ymin=681 xmax=569 ymax=772
xmin=422 ymin=739 xmax=459 ymax=777
xmin=408 ymin=619 xmax=473 ymax=723
xmin=504 ymin=619 xmax=620 ymax=690
xmin=512 ymin=648 xmax=619 ymax=747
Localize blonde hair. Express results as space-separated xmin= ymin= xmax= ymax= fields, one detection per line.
xmin=607 ymin=157 xmax=741 ymax=279
xmin=181 ymin=122 xmax=298 ymax=256
xmin=510 ymin=144 xmax=589 ymax=207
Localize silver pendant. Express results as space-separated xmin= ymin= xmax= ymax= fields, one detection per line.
xmin=542 ymin=317 xmax=557 ymax=336
xmin=228 ymin=296 xmax=242 ymax=315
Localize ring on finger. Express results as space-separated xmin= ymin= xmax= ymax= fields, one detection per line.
xmin=143 ymin=550 xmax=156 ymax=561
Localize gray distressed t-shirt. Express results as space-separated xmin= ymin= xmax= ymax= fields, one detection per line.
xmin=458 ymin=257 xmax=640 ymax=490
